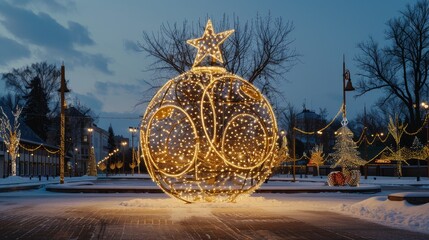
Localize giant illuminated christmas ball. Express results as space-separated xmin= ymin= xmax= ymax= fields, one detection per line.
xmin=140 ymin=20 xmax=280 ymax=203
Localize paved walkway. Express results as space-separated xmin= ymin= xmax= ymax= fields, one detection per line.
xmin=0 ymin=195 xmax=427 ymax=240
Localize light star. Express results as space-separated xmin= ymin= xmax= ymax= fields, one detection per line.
xmin=187 ymin=19 xmax=234 ymax=67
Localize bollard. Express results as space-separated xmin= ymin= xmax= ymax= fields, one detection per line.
xmin=38 ymin=175 xmax=41 ymax=181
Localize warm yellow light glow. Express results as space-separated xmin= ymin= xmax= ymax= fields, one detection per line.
xmin=140 ymin=20 xmax=280 ymax=203
xmin=187 ymin=19 xmax=234 ymax=67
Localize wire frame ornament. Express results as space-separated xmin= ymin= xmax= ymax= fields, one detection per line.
xmin=140 ymin=20 xmax=279 ymax=203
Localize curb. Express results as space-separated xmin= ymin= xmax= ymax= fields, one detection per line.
xmin=0 ymin=184 xmax=42 ymax=192
xmin=45 ymin=184 xmax=381 ymax=194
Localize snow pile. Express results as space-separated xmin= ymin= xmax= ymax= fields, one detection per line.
xmin=0 ymin=176 xmax=30 ymax=184
xmin=0 ymin=175 xmax=97 ymax=185
xmin=337 ymin=196 xmax=429 ymax=234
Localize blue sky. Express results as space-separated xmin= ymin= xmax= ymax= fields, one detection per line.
xmin=0 ymin=0 xmax=416 ymax=137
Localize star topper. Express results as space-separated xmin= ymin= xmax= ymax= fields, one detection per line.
xmin=187 ymin=19 xmax=234 ymax=67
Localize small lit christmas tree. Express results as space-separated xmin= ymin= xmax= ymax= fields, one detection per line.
xmin=308 ymin=144 xmax=325 ymax=176
xmin=129 ymin=161 xmax=137 ymax=175
xmin=329 ymin=124 xmax=366 ymax=171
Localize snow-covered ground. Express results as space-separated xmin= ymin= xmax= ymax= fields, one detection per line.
xmin=0 ymin=175 xmax=97 ymax=185
xmin=1 ymin=174 xmax=428 ymax=234
xmin=118 ymin=193 xmax=429 ymax=234
xmin=338 ymin=196 xmax=429 ymax=234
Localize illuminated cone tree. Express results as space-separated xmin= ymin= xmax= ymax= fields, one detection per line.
xmin=330 ymin=124 xmax=366 ymax=171
xmin=0 ymin=106 xmax=22 ymax=176
xmin=140 ymin=20 xmax=280 ymax=203
xmin=87 ymin=147 xmax=97 ymax=176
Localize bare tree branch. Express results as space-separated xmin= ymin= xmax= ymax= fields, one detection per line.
xmin=355 ymin=0 xmax=429 ymax=130
xmin=137 ymin=14 xmax=299 ymax=107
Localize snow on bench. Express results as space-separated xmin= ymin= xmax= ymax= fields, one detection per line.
xmin=388 ymin=192 xmax=429 ymax=205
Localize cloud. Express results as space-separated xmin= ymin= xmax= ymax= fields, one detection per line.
xmin=0 ymin=36 xmax=31 ymax=65
xmin=9 ymin=0 xmax=76 ymax=13
xmin=123 ymin=39 xmax=140 ymax=53
xmin=94 ymin=81 xmax=143 ymax=97
xmin=69 ymin=92 xmax=103 ymax=113
xmin=0 ymin=2 xmax=112 ymax=74
xmin=93 ymin=81 xmax=147 ymax=113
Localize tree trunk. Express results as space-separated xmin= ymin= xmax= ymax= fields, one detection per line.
xmin=11 ymin=157 xmax=16 ymax=176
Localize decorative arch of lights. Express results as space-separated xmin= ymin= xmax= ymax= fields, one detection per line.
xmin=140 ymin=20 xmax=280 ymax=203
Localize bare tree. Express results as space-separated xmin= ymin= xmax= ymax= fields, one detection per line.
xmin=1 ymin=62 xmax=60 ymax=107
xmin=353 ymin=107 xmax=388 ymax=137
xmin=138 ymin=14 xmax=298 ymax=102
xmin=278 ymin=102 xmax=298 ymax=136
xmin=0 ymin=93 xmax=23 ymax=111
xmin=0 ymin=106 xmax=22 ymax=176
xmin=356 ymin=0 xmax=429 ymax=130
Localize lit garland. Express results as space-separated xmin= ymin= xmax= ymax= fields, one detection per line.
xmin=293 ymin=105 xmax=429 ymax=147
xmin=97 ymin=148 xmax=119 ymax=167
xmin=19 ymin=143 xmax=60 ymax=154
xmin=294 ymin=105 xmax=343 ymax=135
xmin=0 ymin=106 xmax=22 ymax=176
xmin=141 ymin=20 xmax=280 ymax=203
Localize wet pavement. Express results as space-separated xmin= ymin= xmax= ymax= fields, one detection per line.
xmin=0 ymin=191 xmax=428 ymax=240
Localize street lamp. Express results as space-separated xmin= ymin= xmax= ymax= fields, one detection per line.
xmin=129 ymin=127 xmax=138 ymax=174
xmin=87 ymin=127 xmax=93 ymax=176
xmin=342 ymin=55 xmax=355 ymax=122
xmin=420 ymin=101 xmax=429 ymax=181
xmin=73 ymin=147 xmax=78 ymax=177
xmin=121 ymin=141 xmax=127 ymax=174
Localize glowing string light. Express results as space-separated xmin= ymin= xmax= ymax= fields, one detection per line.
xmin=141 ymin=20 xmax=280 ymax=203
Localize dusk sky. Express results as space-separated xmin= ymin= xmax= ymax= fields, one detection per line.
xmin=0 ymin=0 xmax=417 ymax=137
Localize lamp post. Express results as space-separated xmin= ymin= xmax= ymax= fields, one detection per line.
xmin=129 ymin=127 xmax=138 ymax=173
xmin=58 ymin=63 xmax=70 ymax=184
xmin=74 ymin=147 xmax=78 ymax=177
xmin=420 ymin=101 xmax=428 ymax=180
xmin=87 ymin=127 xmax=93 ymax=176
xmin=342 ymin=55 xmax=355 ymax=121
xmin=107 ymin=152 xmax=113 ymax=177
xmin=292 ymin=119 xmax=296 ymax=182
xmin=121 ymin=141 xmax=127 ymax=174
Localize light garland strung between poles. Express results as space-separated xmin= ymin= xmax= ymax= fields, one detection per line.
xmin=19 ymin=143 xmax=60 ymax=154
